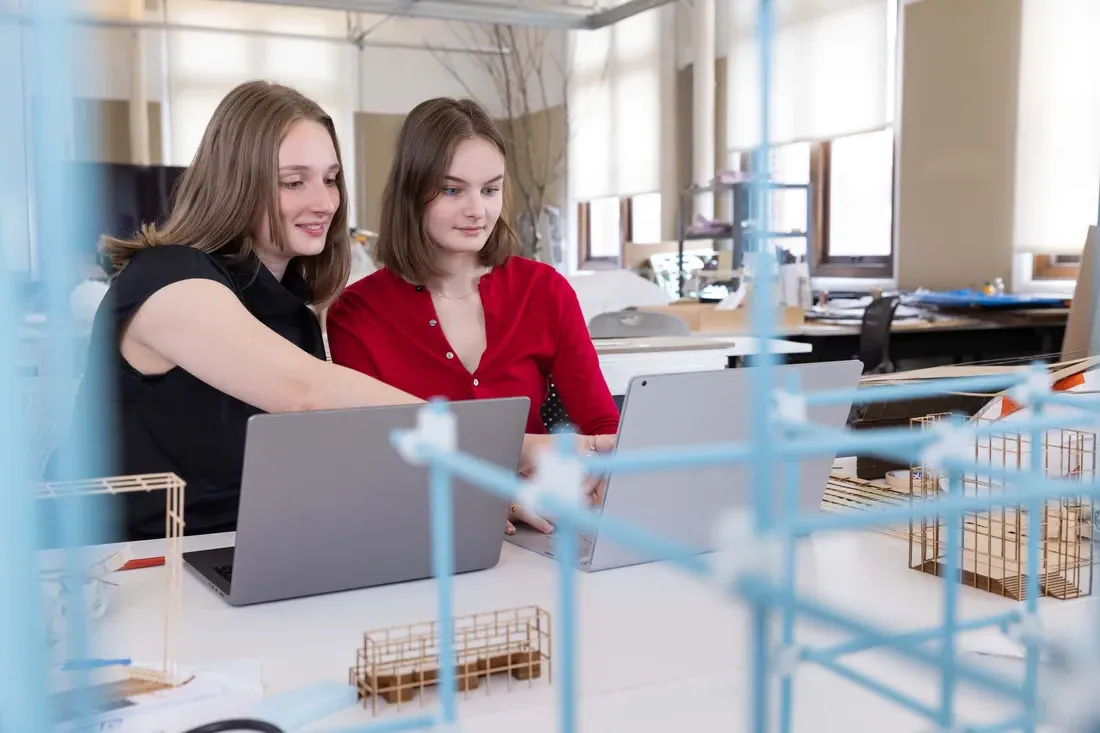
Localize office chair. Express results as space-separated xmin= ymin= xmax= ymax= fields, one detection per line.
xmin=588 ymin=309 xmax=690 ymax=339
xmin=541 ymin=308 xmax=690 ymax=431
xmin=857 ymin=295 xmax=901 ymax=375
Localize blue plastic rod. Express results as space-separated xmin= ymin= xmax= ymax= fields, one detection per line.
xmin=808 ymin=611 xmax=1021 ymax=661
xmin=737 ymin=577 xmax=1023 ymax=701
xmin=555 ymin=514 xmax=579 ymax=733
xmin=429 ymin=457 xmax=457 ymax=724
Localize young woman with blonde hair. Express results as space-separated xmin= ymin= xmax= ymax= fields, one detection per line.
xmin=62 ymin=81 xmax=574 ymax=540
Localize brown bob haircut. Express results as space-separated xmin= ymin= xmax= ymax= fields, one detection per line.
xmin=100 ymin=80 xmax=351 ymax=307
xmin=373 ymin=97 xmax=518 ymax=284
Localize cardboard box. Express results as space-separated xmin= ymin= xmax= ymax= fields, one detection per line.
xmin=639 ymin=300 xmax=805 ymax=334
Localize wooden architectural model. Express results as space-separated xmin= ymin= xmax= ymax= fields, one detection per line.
xmin=349 ymin=606 xmax=551 ymax=714
xmin=37 ymin=472 xmax=187 ymax=687
xmin=908 ymin=413 xmax=1095 ymax=600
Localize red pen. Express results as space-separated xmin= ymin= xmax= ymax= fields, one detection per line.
xmin=119 ymin=556 xmax=165 ymax=571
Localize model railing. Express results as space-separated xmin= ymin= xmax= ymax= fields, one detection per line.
xmin=348 ymin=606 xmax=551 ymax=713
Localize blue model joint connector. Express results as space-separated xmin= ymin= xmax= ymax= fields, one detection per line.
xmin=406 ymin=442 xmax=714 ymax=577
xmin=734 ymin=576 xmax=1024 ymax=702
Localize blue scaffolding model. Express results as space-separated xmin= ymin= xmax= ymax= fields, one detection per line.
xmin=3 ymin=0 xmax=1100 ymax=732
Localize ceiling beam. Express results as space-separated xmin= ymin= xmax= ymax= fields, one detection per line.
xmin=228 ymin=0 xmax=595 ymax=29
xmin=74 ymin=15 xmax=510 ymax=54
xmin=585 ymin=0 xmax=673 ymax=29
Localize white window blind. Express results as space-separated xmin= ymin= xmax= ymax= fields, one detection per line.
xmin=726 ymin=0 xmax=890 ymax=150
xmin=1012 ymin=0 xmax=1100 ymax=256
xmin=0 ymin=13 xmax=32 ymax=274
xmin=164 ymin=0 xmax=356 ymax=214
xmin=829 ymin=128 xmax=893 ymax=257
xmin=567 ymin=7 xmax=661 ymax=201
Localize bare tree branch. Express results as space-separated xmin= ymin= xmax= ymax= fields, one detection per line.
xmin=425 ymin=22 xmax=572 ymax=260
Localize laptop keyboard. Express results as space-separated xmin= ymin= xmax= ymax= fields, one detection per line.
xmin=580 ymin=534 xmax=594 ymax=556
xmin=544 ymin=533 xmax=595 ymax=561
xmin=214 ymin=565 xmax=234 ymax=583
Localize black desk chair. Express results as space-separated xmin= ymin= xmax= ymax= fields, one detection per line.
xmin=857 ymin=295 xmax=901 ymax=375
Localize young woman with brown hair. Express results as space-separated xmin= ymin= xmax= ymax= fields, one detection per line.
xmin=325 ymin=97 xmax=619 ymax=535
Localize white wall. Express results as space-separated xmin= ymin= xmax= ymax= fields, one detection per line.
xmin=0 ymin=0 xmax=33 ymax=274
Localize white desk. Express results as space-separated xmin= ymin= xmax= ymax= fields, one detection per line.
xmin=594 ymin=336 xmax=812 ymax=395
xmin=85 ymin=529 xmax=1089 ymax=732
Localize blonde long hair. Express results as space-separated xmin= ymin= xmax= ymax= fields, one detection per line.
xmin=101 ymin=80 xmax=351 ymax=306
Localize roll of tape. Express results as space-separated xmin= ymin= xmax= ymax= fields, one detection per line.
xmin=889 ymin=468 xmax=941 ymax=493
xmin=884 ymin=470 xmax=911 ymax=491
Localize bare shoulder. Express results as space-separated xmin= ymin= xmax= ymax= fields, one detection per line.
xmin=122 ymin=277 xmax=244 ymax=375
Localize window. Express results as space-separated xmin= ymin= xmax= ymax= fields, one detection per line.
xmin=576 ymin=192 xmax=662 ymax=267
xmin=1012 ymin=0 xmax=1100 ymax=264
xmin=568 ymin=6 xmax=664 ymax=267
xmin=725 ymin=0 xmax=898 ymax=281
xmin=629 ymin=192 xmax=662 ymax=245
xmin=587 ymin=196 xmax=622 ymax=259
xmin=767 ymin=143 xmax=811 ymax=259
xmin=1032 ymin=254 xmax=1081 ymax=281
xmin=825 ymin=128 xmax=894 ymax=258
xmin=163 ymin=0 xmax=356 ymax=214
xmin=727 ymin=143 xmax=810 ymax=258
xmin=731 ymin=126 xmax=896 ymax=279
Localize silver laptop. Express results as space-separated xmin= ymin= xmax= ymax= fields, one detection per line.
xmin=184 ymin=397 xmax=529 ymax=605
xmin=506 ymin=360 xmax=863 ymax=571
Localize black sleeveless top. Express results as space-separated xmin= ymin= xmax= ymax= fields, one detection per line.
xmin=58 ymin=245 xmax=327 ymax=541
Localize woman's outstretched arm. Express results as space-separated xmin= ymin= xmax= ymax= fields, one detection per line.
xmin=123 ymin=278 xmax=422 ymax=413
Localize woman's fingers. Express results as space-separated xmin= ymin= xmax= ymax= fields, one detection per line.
xmin=511 ymin=503 xmax=554 ymax=534
xmin=505 ymin=519 xmax=516 ymax=535
xmin=584 ymin=474 xmax=607 ymax=505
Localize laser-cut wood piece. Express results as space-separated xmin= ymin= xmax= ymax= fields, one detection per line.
xmin=37 ymin=472 xmax=187 ymax=686
xmin=348 ymin=606 xmax=551 ymax=714
xmin=907 ymin=415 xmax=1095 ymax=601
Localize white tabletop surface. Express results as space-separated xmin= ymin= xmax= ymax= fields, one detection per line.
xmin=594 ymin=337 xmax=813 ymax=394
xmin=593 ymin=335 xmax=813 ymax=356
xmin=84 ymin=525 xmax=1093 ymax=732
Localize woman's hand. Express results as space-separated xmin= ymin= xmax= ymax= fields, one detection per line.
xmin=506 ymin=502 xmax=553 ymax=536
xmin=517 ymin=433 xmax=616 ymax=476
xmin=508 ymin=432 xmax=616 ymax=534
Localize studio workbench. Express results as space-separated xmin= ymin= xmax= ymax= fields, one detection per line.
xmin=87 ymin=525 xmax=1092 ymax=732
xmin=698 ymin=309 xmax=1069 ymax=369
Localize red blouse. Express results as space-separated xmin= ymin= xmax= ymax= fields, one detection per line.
xmin=325 ymin=256 xmax=620 ymax=436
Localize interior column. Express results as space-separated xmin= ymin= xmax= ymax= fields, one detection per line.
xmin=692 ymin=0 xmax=716 ymax=222
xmin=128 ymin=0 xmax=150 ymax=166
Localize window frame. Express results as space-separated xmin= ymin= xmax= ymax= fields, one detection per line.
xmin=1031 ymin=254 xmax=1081 ymax=281
xmin=576 ymin=193 xmax=659 ymax=269
xmin=810 ymin=128 xmax=896 ymax=279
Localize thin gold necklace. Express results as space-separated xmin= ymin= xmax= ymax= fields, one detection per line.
xmin=431 ymin=286 xmax=478 ymax=300
xmin=430 ymin=269 xmax=490 ymax=300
